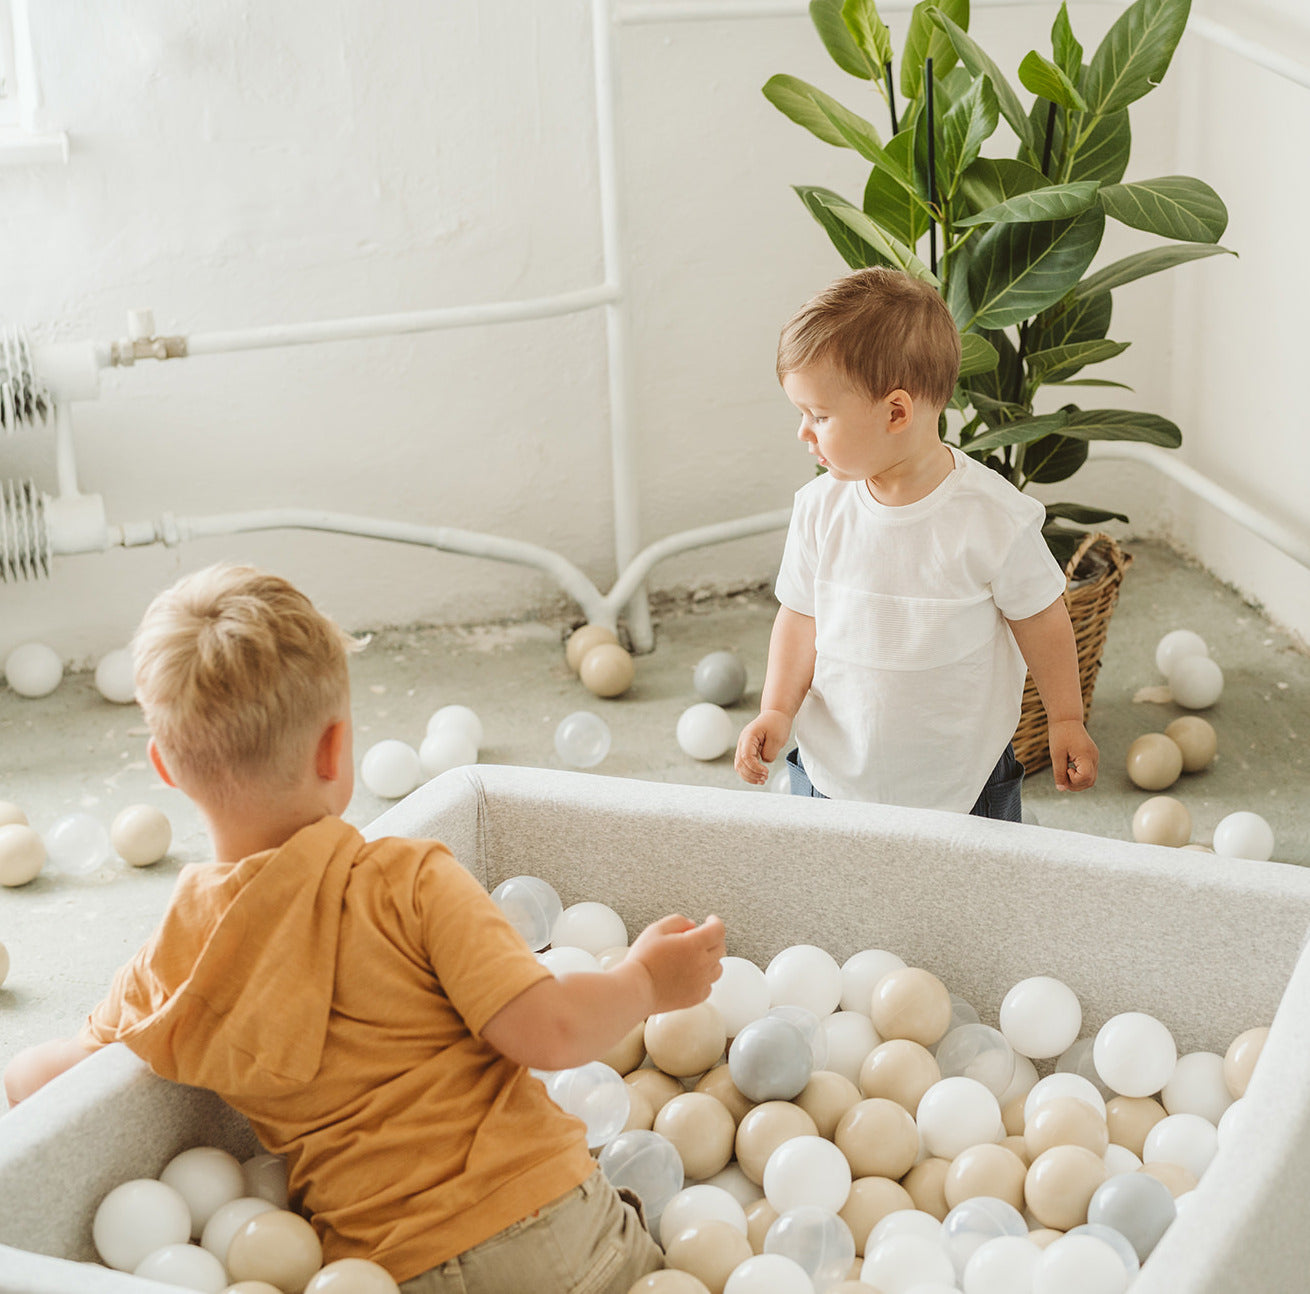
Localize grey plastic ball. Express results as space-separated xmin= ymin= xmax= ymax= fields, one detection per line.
xmin=693 ymin=651 xmax=748 ymax=706
xmin=1086 ymin=1169 xmax=1177 ymax=1261
xmin=728 ymin=1015 xmax=813 ymax=1103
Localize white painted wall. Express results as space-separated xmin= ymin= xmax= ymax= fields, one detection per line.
xmin=0 ymin=0 xmax=1304 ymax=664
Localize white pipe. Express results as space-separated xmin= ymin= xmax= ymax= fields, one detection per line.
xmin=53 ymin=404 xmax=79 ymax=498
xmin=1089 ymin=443 xmax=1310 ymax=571
xmin=1187 ymin=14 xmax=1310 ymax=91
xmin=184 ymin=284 xmax=620 ymax=358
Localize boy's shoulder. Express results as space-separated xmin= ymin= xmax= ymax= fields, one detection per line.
xmin=952 ymin=450 xmax=1045 ymax=525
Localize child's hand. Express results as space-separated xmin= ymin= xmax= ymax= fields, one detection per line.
xmin=735 ymin=711 xmax=793 ymax=785
xmin=1049 ymin=720 xmax=1098 ymax=791
xmin=627 ymin=914 xmax=726 ymax=1013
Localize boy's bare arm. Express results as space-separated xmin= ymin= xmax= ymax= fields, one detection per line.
xmin=480 ymin=914 xmax=726 ymax=1072
xmin=3 ymin=1037 xmax=96 ymax=1110
xmin=735 ymin=606 xmax=817 ymax=784
xmin=1007 ymin=598 xmax=1099 ymax=791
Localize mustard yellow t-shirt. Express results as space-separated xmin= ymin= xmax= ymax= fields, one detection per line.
xmin=79 ymin=817 xmax=596 ymax=1281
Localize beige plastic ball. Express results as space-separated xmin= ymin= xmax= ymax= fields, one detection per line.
xmin=695 ymin=1064 xmax=755 ymax=1127
xmin=839 ymin=1176 xmax=915 ymax=1256
xmin=1139 ymin=1161 xmax=1198 ymax=1197
xmin=225 ymin=1210 xmax=323 ymax=1293
xmin=0 ymin=823 xmax=45 ymax=887
xmin=628 ymin=1273 xmax=712 ymax=1294
xmin=1106 ymin=1096 xmax=1168 ymax=1157
xmin=1027 ymin=1229 xmax=1064 ymax=1250
xmin=1132 ymin=795 xmax=1192 ymax=847
xmin=1001 ymin=1134 xmax=1031 ymax=1165
xmin=1024 ymin=1144 xmax=1107 ymax=1230
xmin=601 ymin=1022 xmax=647 ymax=1076
xmin=858 ymin=1039 xmax=941 ymax=1115
xmin=0 ymin=940 xmax=9 ymax=989
xmin=0 ymin=801 xmax=27 ymax=828
xmin=835 ymin=1097 xmax=919 ymax=1179
xmin=623 ymin=1085 xmax=655 ymax=1133
xmin=734 ymin=1100 xmax=818 ymax=1184
xmin=1126 ymin=733 xmax=1184 ymax=791
xmin=580 ymin=643 xmax=636 ymax=698
xmin=1165 ymin=716 xmax=1217 ymax=772
xmin=654 ymin=1093 xmax=737 ymax=1181
xmin=303 ymin=1258 xmax=401 ymax=1293
xmin=945 ymin=1142 xmax=1028 ymax=1212
xmin=663 ymin=1219 xmax=753 ymax=1294
xmin=744 ymin=1197 xmax=779 ymax=1254
xmin=644 ymin=1002 xmax=726 ymax=1077
xmin=795 ymin=1070 xmax=862 ymax=1140
xmin=623 ymin=1069 xmax=685 ymax=1119
xmin=1223 ymin=1026 xmax=1270 ymax=1098
xmin=111 ymin=804 xmax=172 ymax=867
xmin=226 ymin=1283 xmax=286 ymax=1294
xmin=901 ymin=1157 xmax=951 ymax=1219
xmin=1024 ymin=1096 xmax=1109 ymax=1160
xmin=869 ymin=967 xmax=952 ymax=1047
xmin=566 ymin=624 xmax=620 ymax=673
xmin=1001 ymin=1095 xmax=1027 ymax=1136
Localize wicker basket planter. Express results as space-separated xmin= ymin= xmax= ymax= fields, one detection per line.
xmin=1013 ymin=532 xmax=1132 ymax=774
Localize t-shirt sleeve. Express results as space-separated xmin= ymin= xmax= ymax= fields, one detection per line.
xmin=413 ymin=847 xmax=555 ymax=1038
xmin=75 ymin=949 xmax=151 ymax=1052
xmin=774 ymin=490 xmax=819 ymax=617
xmin=991 ymin=507 xmax=1068 ymax=621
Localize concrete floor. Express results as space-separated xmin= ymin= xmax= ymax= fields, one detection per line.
xmin=1 ymin=539 xmax=1307 ymax=1085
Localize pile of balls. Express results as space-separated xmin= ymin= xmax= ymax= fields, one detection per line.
xmin=492 ymin=877 xmax=1267 ymax=1294
xmin=91 ymin=1145 xmax=398 ymax=1293
xmin=359 ymin=705 xmax=485 ymax=799
xmin=3 ymin=642 xmax=137 ymax=704
xmin=1126 ymin=632 xmax=1275 ymax=859
xmin=0 ymin=799 xmax=171 ymax=885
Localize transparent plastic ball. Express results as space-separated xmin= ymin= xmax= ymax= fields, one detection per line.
xmin=839 ymin=949 xmax=906 ymax=1015
xmin=769 ymin=1005 xmax=829 ymax=1071
xmin=708 ymin=956 xmax=771 ymax=1037
xmin=44 ymin=812 xmax=112 ymax=876
xmin=597 ymin=1130 xmax=685 ymax=1221
xmin=1093 ymin=1013 xmax=1177 ymax=1098
xmin=728 ymin=1015 xmax=813 ymax=1103
xmin=545 ymin=1062 xmax=630 ymax=1147
xmin=934 ymin=1024 xmax=1016 ymax=1098
xmin=360 ymin=740 xmax=422 ymax=799
xmin=1167 ymin=655 xmax=1224 ymax=709
xmin=1032 ymin=1233 xmax=1132 ymax=1294
xmin=766 ymin=945 xmax=843 ymax=1018
xmin=4 ymin=642 xmax=62 ymax=698
xmin=998 ymin=1052 xmax=1040 ymax=1108
xmin=1055 ymin=1038 xmax=1115 ymax=1100
xmin=551 ymin=901 xmax=628 ymax=955
xmin=916 ymin=1077 xmax=1003 ymax=1159
xmin=660 ymin=1184 xmax=749 ymax=1240
xmin=1086 ymin=1171 xmax=1176 ymax=1261
xmin=767 ymin=769 xmax=792 ymax=794
xmin=1212 ymin=811 xmax=1275 ymax=861
xmin=962 ymin=1234 xmax=1042 ymax=1294
xmin=676 ymin=702 xmax=737 ymax=761
xmin=426 ymin=704 xmax=484 ymax=748
xmin=419 ymin=728 xmax=478 ymax=777
xmin=490 ymin=875 xmax=563 ymax=952
xmin=942 ymin=1196 xmax=1028 ymax=1279
xmin=554 ymin=711 xmax=612 ymax=768
xmin=999 ymin=976 xmax=1082 ymax=1060
xmin=693 ymin=651 xmax=748 ymax=707
xmin=764 ymin=1205 xmax=856 ymax=1291
xmin=1155 ymin=629 xmax=1209 ymax=677
xmin=762 ymin=1135 xmax=852 ymax=1215
xmin=94 ymin=648 xmax=137 ymax=704
xmin=862 ymin=1234 xmax=956 ymax=1293
xmin=724 ymin=1253 xmax=815 ymax=1294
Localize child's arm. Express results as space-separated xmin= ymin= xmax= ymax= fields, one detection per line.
xmin=480 ymin=914 xmax=726 ymax=1072
xmin=1006 ymin=598 xmax=1099 ymax=791
xmin=3 ymin=1037 xmax=96 ymax=1109
xmin=735 ymin=606 xmax=817 ymax=785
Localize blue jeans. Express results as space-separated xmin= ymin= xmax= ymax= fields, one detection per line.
xmin=785 ymin=743 xmax=1025 ymax=823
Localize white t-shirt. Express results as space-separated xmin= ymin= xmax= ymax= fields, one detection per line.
xmin=775 ymin=446 xmax=1067 ymax=812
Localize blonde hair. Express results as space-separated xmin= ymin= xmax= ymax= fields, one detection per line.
xmin=133 ymin=564 xmax=358 ymax=794
xmin=777 ymin=267 xmax=961 ymax=411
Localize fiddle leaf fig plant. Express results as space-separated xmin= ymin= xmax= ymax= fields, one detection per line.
xmin=765 ymin=0 xmax=1234 ymax=566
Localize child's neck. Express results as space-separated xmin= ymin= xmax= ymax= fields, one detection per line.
xmin=866 ymin=437 xmax=955 ymax=507
xmin=203 ymin=790 xmax=340 ymax=865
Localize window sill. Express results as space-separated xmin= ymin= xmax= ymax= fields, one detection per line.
xmin=0 ymin=128 xmax=68 ymax=167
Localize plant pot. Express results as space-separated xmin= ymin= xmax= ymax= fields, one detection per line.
xmin=1013 ymin=532 xmax=1131 ymax=775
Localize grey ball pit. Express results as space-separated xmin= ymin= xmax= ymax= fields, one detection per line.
xmin=2 ymin=765 xmax=1308 ymax=1293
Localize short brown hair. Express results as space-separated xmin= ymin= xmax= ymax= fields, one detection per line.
xmin=133 ymin=564 xmax=358 ymax=795
xmin=777 ymin=267 xmax=962 ymax=410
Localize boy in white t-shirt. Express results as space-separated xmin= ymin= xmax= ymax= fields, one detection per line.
xmin=735 ymin=268 xmax=1098 ymax=817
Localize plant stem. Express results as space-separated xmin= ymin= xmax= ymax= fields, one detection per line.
xmin=1041 ymin=101 xmax=1057 ymax=178
xmin=884 ymin=61 xmax=899 ymax=134
xmin=926 ymin=57 xmax=937 ymax=276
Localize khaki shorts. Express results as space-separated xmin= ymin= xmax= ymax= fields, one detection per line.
xmin=400 ymin=1172 xmax=664 ymax=1294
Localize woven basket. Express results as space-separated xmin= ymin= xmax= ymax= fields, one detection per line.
xmin=1013 ymin=531 xmax=1132 ymax=773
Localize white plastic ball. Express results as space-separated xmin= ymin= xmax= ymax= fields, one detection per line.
xmin=1216 ymin=1097 xmax=1248 ymax=1149
xmin=1033 ymin=1233 xmax=1131 ymax=1294
xmin=1155 ymin=630 xmax=1209 ymax=678
xmin=660 ymin=1184 xmax=749 ymax=1239
xmin=1102 ymin=1144 xmax=1142 ymax=1176
xmin=963 ymin=1235 xmax=1042 ymax=1294
xmin=1093 ymin=1013 xmax=1177 ymax=1098
xmin=133 ymin=1242 xmax=228 ymax=1292
xmin=999 ymin=976 xmax=1082 ymax=1060
xmin=4 ymin=642 xmax=62 ymax=697
xmin=1162 ymin=1051 xmax=1232 ymax=1123
xmin=554 ymin=711 xmax=612 ymax=768
xmin=200 ymin=1197 xmax=278 ymax=1264
xmin=93 ymin=1178 xmax=192 ymax=1271
xmin=1067 ymin=1223 xmax=1140 ymax=1278
xmin=491 ymin=875 xmax=564 ymax=952
xmin=702 ymin=1164 xmax=760 ymax=1209
xmin=916 ymin=1077 xmax=1002 ymax=1159
xmin=676 ymin=702 xmax=736 ymax=761
xmin=94 ymin=648 xmax=137 ymax=704
xmin=867 ymin=1210 xmax=946 ymax=1249
xmin=419 ymin=728 xmax=478 ymax=777
xmin=820 ymin=1011 xmax=880 ymax=1086
xmin=708 ymin=955 xmax=772 ymax=1037
xmin=769 ymin=1005 xmax=829 ymax=1071
xmin=545 ymin=1062 xmax=631 ymax=1147
xmin=305 ymin=1259 xmax=402 ymax=1294
xmin=943 ymin=1197 xmax=1028 ymax=1280
xmin=724 ymin=1253 xmax=816 ymax=1294
xmin=360 ymin=740 xmax=422 ymax=799
xmin=551 ymin=901 xmax=627 ymax=955
xmin=1168 ymin=655 xmax=1224 ymax=709
xmin=1212 ymin=811 xmax=1275 ymax=861
xmin=764 ymin=1205 xmax=856 ymax=1291
xmin=111 ymin=804 xmax=172 ymax=867
xmin=426 ymin=704 xmax=484 ymax=748
xmin=934 ymin=1024 xmax=1016 ymax=1098
xmin=763 ymin=1135 xmax=852 ymax=1214
xmin=766 ymin=944 xmax=843 ymax=1018
xmin=0 ymin=823 xmax=46 ymax=886
xmin=597 ymin=1129 xmax=685 ymax=1221
xmin=693 ymin=651 xmax=748 ymax=706
xmin=43 ymin=812 xmax=112 ymax=877
xmin=1142 ymin=1112 xmax=1218 ymax=1179
xmin=161 ymin=1145 xmax=246 ymax=1237
xmin=1024 ymin=1072 xmax=1108 ymax=1123
xmin=537 ymin=946 xmax=602 ymax=976
xmin=862 ymin=1233 xmax=956 ymax=1293
xmin=840 ymin=948 xmax=907 ymax=1015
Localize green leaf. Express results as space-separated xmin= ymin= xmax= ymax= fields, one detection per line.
xmin=966 ymin=208 xmax=1105 ymax=329
xmin=1028 ymin=99 xmax=1132 ymax=183
xmin=1099 ymin=175 xmax=1229 ymax=243
xmin=964 ymin=327 xmax=1022 ymax=407
xmin=1025 ymin=338 xmax=1129 ymax=382
xmin=1075 ymin=242 xmax=1235 ymax=298
xmin=864 ymin=132 xmax=933 ymax=245
xmin=1062 ymin=407 xmax=1181 ymax=446
xmin=958 ymin=332 xmax=999 ymax=378
xmin=815 ymin=99 xmax=896 ymax=169
xmin=842 ymin=0 xmax=894 ymax=79
xmin=1030 ymin=289 xmax=1112 ymax=352
xmin=901 ymin=0 xmax=969 ymax=101
xmin=1018 ymin=50 xmax=1088 ymax=111
xmin=1044 ymin=501 xmax=1130 ymax=524
xmin=1083 ymin=0 xmax=1191 ymax=116
xmin=802 ymin=186 xmax=939 ymax=280
xmin=957 ymin=158 xmax=1049 ymax=215
xmin=795 ymin=185 xmax=891 ymax=269
xmin=1042 ymin=522 xmax=1084 ymax=567
xmin=927 ymin=7 xmax=1036 ymax=152
xmin=763 ymin=75 xmax=886 ymax=153
xmin=938 ymin=75 xmax=999 ymax=198
xmin=1046 ymin=377 xmax=1134 ymax=389
xmin=810 ymin=0 xmax=875 ymax=79
xmin=966 ymin=410 xmax=1070 ymax=453
xmin=954 ymin=180 xmax=1100 ymax=228
xmin=1051 ymin=4 xmax=1084 ymax=83
xmin=1026 ymin=434 xmax=1090 ymax=483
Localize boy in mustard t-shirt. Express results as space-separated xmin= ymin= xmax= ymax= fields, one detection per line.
xmin=3 ymin=564 xmax=725 ymax=1292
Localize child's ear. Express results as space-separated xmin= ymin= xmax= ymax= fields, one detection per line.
xmin=887 ymin=388 xmax=914 ymax=431
xmin=147 ymin=739 xmax=177 ymax=788
xmin=316 ymin=720 xmax=349 ymax=783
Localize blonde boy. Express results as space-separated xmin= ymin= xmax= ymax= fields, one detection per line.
xmin=4 ymin=564 xmax=725 ymax=1292
xmin=736 ymin=268 xmax=1098 ymax=815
